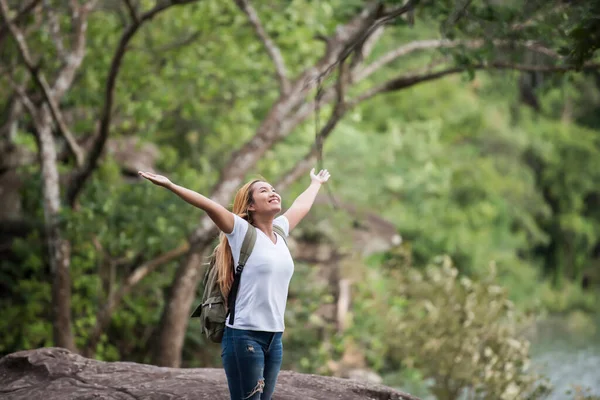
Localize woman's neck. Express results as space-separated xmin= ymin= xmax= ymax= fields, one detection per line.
xmin=251 ymin=214 xmax=275 ymax=237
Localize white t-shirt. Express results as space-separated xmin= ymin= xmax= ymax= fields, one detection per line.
xmin=225 ymin=214 xmax=294 ymax=332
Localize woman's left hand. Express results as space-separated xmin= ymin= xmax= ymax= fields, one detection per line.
xmin=310 ymin=168 xmax=330 ymax=184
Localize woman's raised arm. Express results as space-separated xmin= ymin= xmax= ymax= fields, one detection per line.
xmin=138 ymin=171 xmax=234 ymax=234
xmin=283 ymin=168 xmax=330 ymax=231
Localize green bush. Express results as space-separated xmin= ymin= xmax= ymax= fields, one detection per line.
xmin=352 ymin=252 xmax=551 ymax=400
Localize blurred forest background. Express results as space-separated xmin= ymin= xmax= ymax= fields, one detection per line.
xmin=1 ymin=0 xmax=600 ymax=399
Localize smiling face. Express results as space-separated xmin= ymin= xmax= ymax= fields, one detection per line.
xmin=248 ymin=181 xmax=282 ymax=217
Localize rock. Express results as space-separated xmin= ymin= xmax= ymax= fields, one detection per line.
xmin=0 ymin=348 xmax=420 ymax=400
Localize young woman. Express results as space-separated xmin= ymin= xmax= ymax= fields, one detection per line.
xmin=138 ymin=168 xmax=331 ymax=400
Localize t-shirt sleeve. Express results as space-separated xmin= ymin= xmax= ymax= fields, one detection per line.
xmin=225 ymin=214 xmax=249 ymax=263
xmin=273 ymin=215 xmax=290 ymax=237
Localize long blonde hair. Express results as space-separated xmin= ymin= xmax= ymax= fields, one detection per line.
xmin=215 ymin=179 xmax=262 ymax=300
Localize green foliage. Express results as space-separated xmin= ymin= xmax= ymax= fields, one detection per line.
xmin=1 ymin=154 xmax=193 ymax=359
xmin=537 ymin=282 xmax=599 ymax=315
xmin=561 ymin=2 xmax=600 ymax=68
xmin=351 ymin=251 xmax=551 ymax=400
xmin=283 ymin=261 xmax=336 ymax=373
xmin=2 ymin=4 xmax=600 ymax=399
xmin=327 ymin=78 xmax=546 ymax=279
xmin=0 ymin=177 xmax=52 ymax=356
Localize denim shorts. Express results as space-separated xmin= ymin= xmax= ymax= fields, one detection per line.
xmin=221 ymin=326 xmax=283 ymax=400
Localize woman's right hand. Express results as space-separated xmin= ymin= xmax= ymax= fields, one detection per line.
xmin=138 ymin=171 xmax=173 ymax=188
xmin=138 ymin=170 xmax=234 ymax=232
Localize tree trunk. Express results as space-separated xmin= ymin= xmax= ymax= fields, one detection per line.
xmin=38 ymin=108 xmax=76 ymax=352
xmin=52 ymin=238 xmax=74 ymax=350
xmin=152 ymin=247 xmax=209 ymax=367
xmin=150 ymin=2 xmax=490 ymax=367
xmin=150 ymin=5 xmax=383 ymax=367
xmin=337 ymin=279 xmax=351 ymax=334
xmin=152 ymin=165 xmax=259 ymax=366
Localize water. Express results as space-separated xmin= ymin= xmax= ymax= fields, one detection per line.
xmin=529 ymin=314 xmax=600 ymax=399
xmin=393 ymin=313 xmax=600 ymax=400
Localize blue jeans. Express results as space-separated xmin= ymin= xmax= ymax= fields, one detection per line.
xmin=221 ymin=327 xmax=283 ymax=400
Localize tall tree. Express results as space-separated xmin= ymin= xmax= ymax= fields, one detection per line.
xmin=0 ymin=0 xmax=201 ymax=352
xmin=2 ymin=0 xmax=598 ymax=364
xmin=152 ymin=0 xmax=600 ymax=366
xmin=1 ymin=0 xmax=98 ymax=351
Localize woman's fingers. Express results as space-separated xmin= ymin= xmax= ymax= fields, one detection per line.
xmin=138 ymin=171 xmax=161 ymax=184
xmin=139 ymin=171 xmax=158 ymax=179
xmin=311 ymin=168 xmax=330 ymax=182
xmin=310 ymin=168 xmax=331 ymax=182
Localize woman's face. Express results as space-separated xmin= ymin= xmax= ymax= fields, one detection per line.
xmin=249 ymin=181 xmax=281 ymax=215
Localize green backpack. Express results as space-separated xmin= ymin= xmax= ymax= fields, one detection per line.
xmin=191 ymin=223 xmax=288 ymax=343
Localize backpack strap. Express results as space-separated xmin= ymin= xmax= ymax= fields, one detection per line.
xmin=227 ymin=224 xmax=257 ymax=325
xmin=273 ymin=224 xmax=288 ymax=247
xmin=238 ymin=224 xmax=257 ymax=268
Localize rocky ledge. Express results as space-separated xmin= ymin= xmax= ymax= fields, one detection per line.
xmin=0 ymin=348 xmax=419 ymax=400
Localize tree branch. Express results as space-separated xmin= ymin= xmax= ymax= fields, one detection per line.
xmin=297 ymin=2 xmax=385 ymax=92
xmin=313 ymin=0 xmax=419 ymax=82
xmin=154 ymin=0 xmax=600 ymax=367
xmin=0 ymin=0 xmax=85 ymax=166
xmin=0 ymin=2 xmax=36 ymax=73
xmin=351 ymin=2 xmax=569 ymax=83
xmin=302 ymin=39 xmax=559 ymax=122
xmin=66 ymin=0 xmax=201 ymax=208
xmin=52 ymin=0 xmax=97 ymax=99
xmin=512 ymin=3 xmax=568 ymax=32
xmin=134 ymin=4 xmax=380 ymax=243
xmin=234 ymin=0 xmax=290 ymax=94
xmin=123 ymin=0 xmax=139 ymax=23
xmin=153 ymin=38 xmax=364 ymax=357
xmin=353 ymin=60 xmax=600 ymax=107
xmin=283 ymin=42 xmax=470 ymax=136
xmin=153 ymin=29 xmax=203 ymax=52
xmin=357 ymin=39 xmax=466 ymax=80
xmin=6 ymin=80 xmax=39 ymax=127
xmin=0 ymin=95 xmax=23 ymax=142
xmin=383 ymin=0 xmax=420 ymax=21
xmin=279 ymin=61 xmax=350 ymax=196
xmin=279 ymin=57 xmax=600 ymax=192
xmin=356 ymin=39 xmax=559 ymax=82
xmin=315 ymin=61 xmax=348 ymax=169
xmin=84 ymin=241 xmax=189 ymax=357
xmin=294 ymin=38 xmax=560 ymax=121
xmin=276 ymin=152 xmax=318 ymax=193
xmin=0 ymin=0 xmax=41 ymax=45
xmin=43 ymin=0 xmax=67 ymax=60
